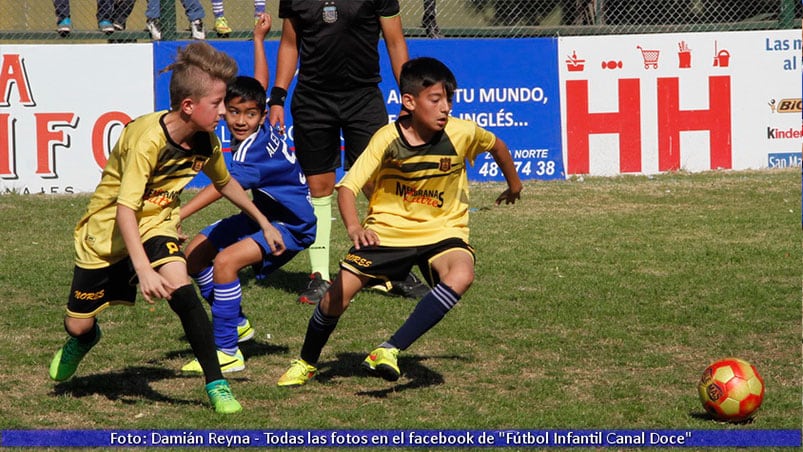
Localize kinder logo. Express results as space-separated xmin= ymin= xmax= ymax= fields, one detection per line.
xmin=769 ymin=98 xmax=802 ymax=113
xmin=767 ymin=126 xmax=803 ymax=140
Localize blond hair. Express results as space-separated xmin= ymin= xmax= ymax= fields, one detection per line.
xmin=162 ymin=41 xmax=238 ymax=110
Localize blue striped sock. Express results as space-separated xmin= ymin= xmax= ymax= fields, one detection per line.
xmin=388 ymin=283 xmax=460 ymax=351
xmin=211 ymin=280 xmax=242 ymax=352
xmin=194 ymin=266 xmax=214 ymax=303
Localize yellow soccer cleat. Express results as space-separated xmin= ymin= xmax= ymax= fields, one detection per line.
xmin=277 ymin=359 xmax=317 ymax=387
xmin=182 ymin=349 xmax=245 ymax=374
xmin=237 ymin=318 xmax=254 ymax=343
xmin=214 ymin=16 xmax=232 ymax=37
xmin=361 ymin=347 xmax=400 ymax=381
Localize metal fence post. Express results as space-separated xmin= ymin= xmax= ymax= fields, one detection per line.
xmin=161 ymin=0 xmax=177 ymax=41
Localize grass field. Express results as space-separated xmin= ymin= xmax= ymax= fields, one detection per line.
xmin=0 ymin=168 xmax=800 ymax=449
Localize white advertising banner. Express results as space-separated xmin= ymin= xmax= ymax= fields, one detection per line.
xmin=559 ymin=30 xmax=801 ymax=176
xmin=0 ymin=44 xmax=154 ymax=194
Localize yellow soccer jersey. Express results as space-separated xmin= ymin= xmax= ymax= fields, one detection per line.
xmin=337 ymin=116 xmax=496 ymax=247
xmin=74 ymin=111 xmax=231 ymax=268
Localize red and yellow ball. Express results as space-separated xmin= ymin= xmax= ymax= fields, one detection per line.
xmin=698 ymin=357 xmax=764 ymax=422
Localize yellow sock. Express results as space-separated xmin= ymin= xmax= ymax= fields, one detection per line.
xmin=309 ymin=194 xmax=333 ymax=281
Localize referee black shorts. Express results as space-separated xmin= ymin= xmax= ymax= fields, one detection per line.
xmin=339 ymin=238 xmax=475 ymax=289
xmin=291 ymin=84 xmax=388 ymax=175
xmin=66 ymin=236 xmax=185 ymax=318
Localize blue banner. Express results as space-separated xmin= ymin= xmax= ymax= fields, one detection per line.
xmin=2 ymin=429 xmax=800 ymax=448
xmin=153 ymin=38 xmax=564 ymax=188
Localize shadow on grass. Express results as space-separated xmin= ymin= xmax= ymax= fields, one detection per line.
xmin=314 ymin=352 xmax=470 ymax=398
xmin=238 ymin=267 xmax=312 ymax=295
xmin=163 ymin=339 xmax=290 ymax=362
xmin=50 ymin=366 xmax=195 ymax=406
xmin=688 ymin=411 xmax=755 ymax=424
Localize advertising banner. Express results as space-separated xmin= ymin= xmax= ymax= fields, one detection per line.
xmin=154 ymin=38 xmax=565 ymax=187
xmin=0 ymin=44 xmax=154 ymax=194
xmin=559 ymin=30 xmax=801 ymax=176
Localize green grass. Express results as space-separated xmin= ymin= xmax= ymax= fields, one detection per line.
xmin=0 ymin=169 xmax=800 ymax=449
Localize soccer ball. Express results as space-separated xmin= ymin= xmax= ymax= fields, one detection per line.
xmin=697 ymin=357 xmax=765 ymax=422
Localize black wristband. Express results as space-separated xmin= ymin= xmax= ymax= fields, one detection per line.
xmin=268 ymin=87 xmax=288 ymax=107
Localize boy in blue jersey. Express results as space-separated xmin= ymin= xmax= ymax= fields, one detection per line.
xmin=277 ymin=57 xmax=522 ymax=386
xmin=179 ymin=14 xmax=316 ymax=374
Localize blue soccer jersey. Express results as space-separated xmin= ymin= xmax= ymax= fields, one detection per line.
xmin=229 ymin=125 xmax=316 ymax=249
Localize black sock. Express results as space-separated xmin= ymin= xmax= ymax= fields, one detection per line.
xmin=388 ymin=282 xmax=460 ymax=351
xmin=300 ymin=304 xmax=340 ymax=365
xmin=66 ymin=319 xmax=99 ymax=344
xmin=169 ymin=284 xmax=222 ymax=384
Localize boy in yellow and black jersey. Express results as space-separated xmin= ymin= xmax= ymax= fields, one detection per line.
xmin=278 ymin=56 xmax=523 ymax=386
xmin=49 ymin=42 xmax=286 ymax=414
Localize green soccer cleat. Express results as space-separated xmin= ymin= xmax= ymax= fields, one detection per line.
xmin=237 ymin=319 xmax=254 ymax=343
xmin=277 ymin=359 xmax=317 ymax=387
xmin=361 ymin=347 xmax=400 ymax=381
xmin=181 ymin=349 xmax=245 ymax=374
xmin=205 ymin=379 xmax=242 ymax=414
xmin=49 ymin=324 xmax=101 ymax=382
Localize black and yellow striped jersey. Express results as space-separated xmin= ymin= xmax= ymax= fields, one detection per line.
xmin=74 ymin=111 xmax=231 ymax=268
xmin=337 ymin=116 xmax=496 ymax=247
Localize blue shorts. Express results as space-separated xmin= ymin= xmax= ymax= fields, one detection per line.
xmin=201 ymin=213 xmax=303 ymax=277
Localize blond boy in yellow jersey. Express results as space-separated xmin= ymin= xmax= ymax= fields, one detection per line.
xmin=49 ymin=42 xmax=285 ymax=414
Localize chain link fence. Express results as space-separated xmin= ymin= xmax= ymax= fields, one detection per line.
xmin=0 ymin=0 xmax=800 ymax=42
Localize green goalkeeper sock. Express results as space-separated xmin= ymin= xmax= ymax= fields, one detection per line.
xmin=309 ymin=194 xmax=333 ymax=281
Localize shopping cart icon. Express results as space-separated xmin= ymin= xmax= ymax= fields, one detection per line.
xmin=637 ymin=45 xmax=660 ymax=69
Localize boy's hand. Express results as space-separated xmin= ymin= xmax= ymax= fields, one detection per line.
xmin=495 ymin=187 xmax=521 ymax=205
xmin=262 ymin=223 xmax=286 ymax=255
xmin=347 ymin=226 xmax=379 ymax=250
xmin=137 ymin=267 xmax=177 ymax=304
xmin=254 ymin=13 xmax=271 ymax=39
xmin=269 ymin=106 xmax=285 ymax=135
xmin=177 ymin=223 xmax=188 ymax=244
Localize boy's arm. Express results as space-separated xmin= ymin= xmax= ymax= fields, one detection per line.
xmin=180 ymin=184 xmax=222 ymax=222
xmin=116 ymin=204 xmax=176 ymax=303
xmin=216 ymin=178 xmax=286 ymax=255
xmin=379 ymin=15 xmax=409 ymax=85
xmin=268 ymin=18 xmax=299 ymax=131
xmin=253 ymin=13 xmax=272 ymax=89
xmin=337 ymin=185 xmax=379 ymax=249
xmin=487 ymin=136 xmax=523 ymax=205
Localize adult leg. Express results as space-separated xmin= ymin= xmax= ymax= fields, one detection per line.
xmin=306 ymin=171 xmax=336 ymax=282
xmin=53 ymin=0 xmax=70 ymax=22
xmin=422 ymin=0 xmax=441 ymax=37
xmin=145 ymin=0 xmax=159 ymax=19
xmin=293 ymin=87 xmax=341 ymax=300
xmin=113 ymin=0 xmax=136 ymax=27
xmin=211 ymin=0 xmax=224 ymax=17
xmin=180 ymin=0 xmax=205 ymax=21
xmin=96 ymin=0 xmax=115 ymax=23
xmin=253 ymin=0 xmax=266 ymax=16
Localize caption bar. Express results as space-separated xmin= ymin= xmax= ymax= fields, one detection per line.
xmin=2 ymin=429 xmax=800 ymax=448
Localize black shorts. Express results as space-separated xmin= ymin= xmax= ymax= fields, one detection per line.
xmin=66 ymin=236 xmax=185 ymax=318
xmin=291 ymin=84 xmax=388 ymax=175
xmin=339 ymin=238 xmax=475 ymax=288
